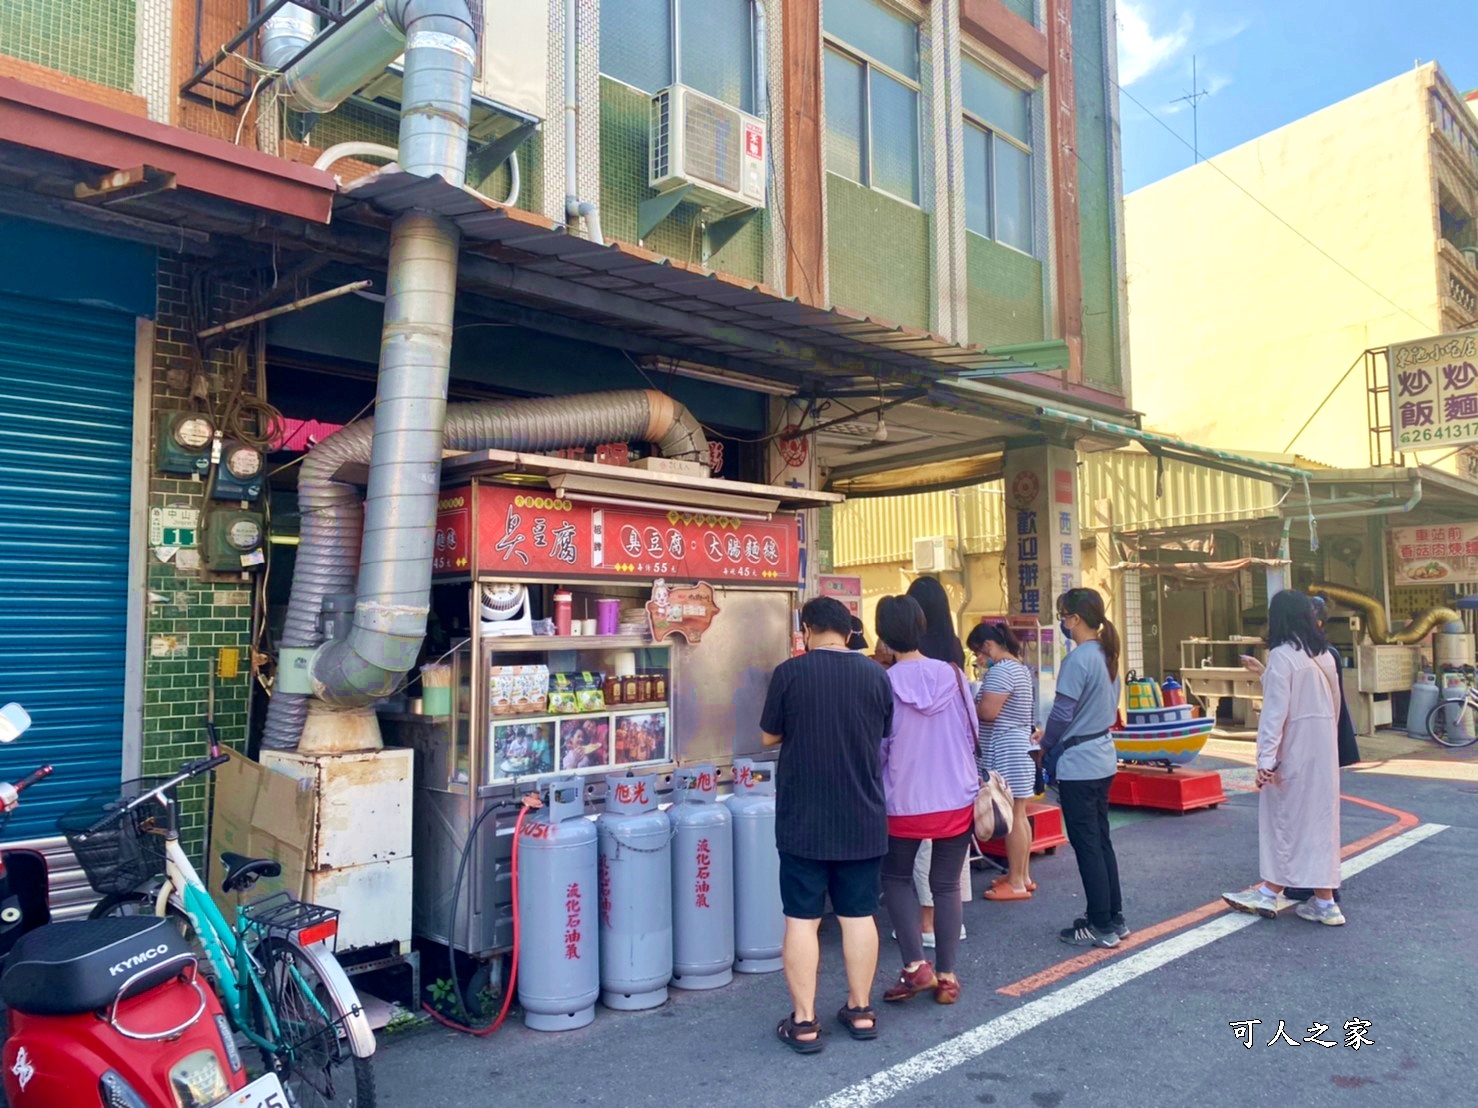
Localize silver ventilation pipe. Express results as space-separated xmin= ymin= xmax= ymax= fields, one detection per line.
xmin=261 ymin=3 xmax=318 ymax=73
xmin=258 ymin=0 xmax=480 ymax=749
xmin=263 ymin=391 xmax=708 ymax=749
xmin=563 ymin=0 xmax=603 ymax=244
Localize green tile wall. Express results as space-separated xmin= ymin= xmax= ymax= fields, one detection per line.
xmin=144 ymin=258 xmax=255 ymax=861
xmin=826 ymin=174 xmax=931 ymax=328
xmin=599 ymin=77 xmax=765 ymax=280
xmin=966 ymin=233 xmax=1045 ymax=347
xmin=1071 ymin=0 xmax=1121 ymax=390
xmin=0 ymin=0 xmax=134 ymax=90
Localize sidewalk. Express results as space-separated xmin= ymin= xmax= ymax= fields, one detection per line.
xmin=1207 ymin=728 xmax=1478 ymax=783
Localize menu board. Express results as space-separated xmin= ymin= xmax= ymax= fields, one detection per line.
xmin=434 ymin=484 xmax=801 ymax=584
xmin=1391 ymin=521 xmax=1478 ymax=585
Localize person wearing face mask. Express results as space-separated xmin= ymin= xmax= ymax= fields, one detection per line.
xmin=1041 ymin=588 xmax=1128 ymax=949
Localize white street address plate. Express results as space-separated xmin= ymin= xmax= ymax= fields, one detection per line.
xmin=213 ymin=1072 xmax=288 ymax=1108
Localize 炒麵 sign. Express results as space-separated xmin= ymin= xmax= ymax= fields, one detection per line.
xmin=1391 ymin=521 xmax=1478 ymax=586
xmin=1388 ymin=331 xmax=1478 ymax=452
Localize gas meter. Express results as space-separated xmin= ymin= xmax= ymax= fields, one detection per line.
xmin=203 ymin=508 xmax=266 ymax=572
xmin=154 ymin=411 xmax=215 ymax=476
xmin=211 ymin=440 xmax=265 ymax=501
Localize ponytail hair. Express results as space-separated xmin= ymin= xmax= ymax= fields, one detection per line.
xmin=1057 ymin=587 xmax=1119 ymax=679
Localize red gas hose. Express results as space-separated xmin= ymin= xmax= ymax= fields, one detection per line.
xmin=422 ymin=804 xmax=528 ymax=1036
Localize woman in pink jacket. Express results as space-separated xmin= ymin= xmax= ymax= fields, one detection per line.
xmin=876 ymin=595 xmax=980 ymax=1006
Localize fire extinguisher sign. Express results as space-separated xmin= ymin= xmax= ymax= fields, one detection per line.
xmin=744 ymin=123 xmax=764 ymax=160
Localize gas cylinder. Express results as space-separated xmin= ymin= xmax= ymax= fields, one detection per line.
xmin=729 ymin=758 xmax=783 ymax=974
xmin=1439 ymin=672 xmax=1474 ymax=744
xmin=596 ymin=771 xmax=672 ymax=1010
xmin=1407 ymin=670 xmax=1440 ymax=739
xmin=1160 ymin=675 xmax=1185 ymax=707
xmin=668 ymin=763 xmax=734 ymax=990
xmin=516 ymin=776 xmax=599 ymax=1031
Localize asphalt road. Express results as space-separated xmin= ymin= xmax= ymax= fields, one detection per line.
xmin=374 ymin=746 xmax=1475 ymax=1108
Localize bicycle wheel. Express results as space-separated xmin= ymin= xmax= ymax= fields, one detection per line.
xmin=1427 ymin=699 xmax=1478 ymax=748
xmin=88 ymin=889 xmax=197 ymax=941
xmin=254 ymin=936 xmax=375 ymax=1108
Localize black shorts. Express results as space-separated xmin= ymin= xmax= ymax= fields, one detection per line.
xmin=778 ymin=852 xmax=882 ymax=919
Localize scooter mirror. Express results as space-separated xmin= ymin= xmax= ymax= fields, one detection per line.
xmin=0 ymin=703 xmax=31 ymax=743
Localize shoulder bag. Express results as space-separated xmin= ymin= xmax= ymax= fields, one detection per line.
xmin=954 ymin=665 xmax=1015 ymax=840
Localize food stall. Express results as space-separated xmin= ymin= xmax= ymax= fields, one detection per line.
xmin=379 ymin=448 xmax=837 ymax=959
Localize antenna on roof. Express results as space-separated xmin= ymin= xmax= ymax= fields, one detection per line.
xmin=1171 ymin=55 xmax=1211 ymax=164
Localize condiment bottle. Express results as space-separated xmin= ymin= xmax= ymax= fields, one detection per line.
xmin=653 ymin=671 xmax=667 ymax=701
xmin=605 ymin=674 xmax=623 ymax=707
xmin=622 ymin=673 xmax=640 ymax=703
xmin=553 ymin=590 xmax=573 ymax=636
xmin=638 ymin=673 xmax=653 ymax=703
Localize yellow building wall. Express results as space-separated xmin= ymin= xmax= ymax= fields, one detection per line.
xmin=849 ymin=554 xmax=1009 ymax=652
xmin=1126 ymin=67 xmax=1444 ymax=469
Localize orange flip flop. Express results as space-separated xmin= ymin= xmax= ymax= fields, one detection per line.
xmin=983 ymin=884 xmax=1033 ymax=901
xmin=991 ymin=876 xmax=1038 ymax=893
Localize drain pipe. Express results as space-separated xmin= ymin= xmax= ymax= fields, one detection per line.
xmin=564 ymin=0 xmax=603 ymax=244
xmin=261 ymin=3 xmax=318 ymax=72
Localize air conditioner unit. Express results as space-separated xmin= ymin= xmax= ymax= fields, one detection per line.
xmin=912 ymin=537 xmax=960 ymax=573
xmin=650 ymin=85 xmax=767 ymax=211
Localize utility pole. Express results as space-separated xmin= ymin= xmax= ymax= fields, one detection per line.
xmin=1172 ymin=55 xmax=1210 ymax=163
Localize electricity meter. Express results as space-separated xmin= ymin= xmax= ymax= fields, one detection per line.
xmin=203 ymin=508 xmax=267 ymax=572
xmin=211 ymin=440 xmax=265 ymax=501
xmin=155 ymin=411 xmax=215 ymax=476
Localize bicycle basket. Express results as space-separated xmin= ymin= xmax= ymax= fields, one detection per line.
xmin=58 ymin=777 xmax=177 ymax=896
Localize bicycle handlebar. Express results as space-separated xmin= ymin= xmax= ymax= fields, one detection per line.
xmin=12 ymin=765 xmax=52 ymax=793
xmin=96 ymin=753 xmax=233 ymax=830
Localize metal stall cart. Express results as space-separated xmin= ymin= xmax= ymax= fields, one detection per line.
xmin=380 ymin=450 xmax=835 ymax=961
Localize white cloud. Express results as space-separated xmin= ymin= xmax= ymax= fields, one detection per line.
xmin=1117 ymin=1 xmax=1193 ymax=86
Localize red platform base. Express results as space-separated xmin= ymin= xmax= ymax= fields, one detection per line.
xmin=1107 ymin=765 xmax=1227 ymax=813
xmin=979 ymin=800 xmax=1068 ymax=858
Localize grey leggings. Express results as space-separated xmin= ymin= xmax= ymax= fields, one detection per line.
xmin=882 ymin=829 xmax=973 ymax=974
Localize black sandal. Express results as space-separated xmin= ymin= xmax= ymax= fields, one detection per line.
xmin=837 ymin=1004 xmax=879 ymax=1041
xmin=776 ymin=1013 xmax=824 ymax=1054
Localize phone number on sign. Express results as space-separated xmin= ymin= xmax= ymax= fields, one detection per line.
xmin=1397 ymin=421 xmax=1478 ymax=446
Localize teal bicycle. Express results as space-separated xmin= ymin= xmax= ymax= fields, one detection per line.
xmin=62 ymin=755 xmax=376 ymax=1108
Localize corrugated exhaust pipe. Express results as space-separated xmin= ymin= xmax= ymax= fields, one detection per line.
xmin=262 ymin=391 xmax=708 ymax=749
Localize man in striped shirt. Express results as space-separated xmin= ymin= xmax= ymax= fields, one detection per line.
xmin=762 ymin=597 xmax=894 ymax=1052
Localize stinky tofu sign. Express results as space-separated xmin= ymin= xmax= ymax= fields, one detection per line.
xmin=434 ymin=484 xmax=801 ymax=584
xmin=1391 ymin=521 xmax=1478 ymax=586
xmin=1388 ymin=331 xmax=1478 ymax=451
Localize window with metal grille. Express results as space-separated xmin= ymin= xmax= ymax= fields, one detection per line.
xmin=600 ymin=0 xmax=755 ymax=113
xmin=963 ymin=56 xmax=1034 ymax=255
xmin=822 ymin=0 xmax=921 ymax=205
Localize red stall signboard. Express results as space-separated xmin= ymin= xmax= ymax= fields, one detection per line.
xmin=434 ymin=485 xmax=801 ymax=584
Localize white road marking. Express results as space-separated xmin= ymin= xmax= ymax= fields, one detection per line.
xmin=813 ymin=823 xmax=1450 ymax=1108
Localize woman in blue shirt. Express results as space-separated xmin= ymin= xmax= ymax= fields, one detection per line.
xmin=1040 ymin=588 xmax=1127 ymax=949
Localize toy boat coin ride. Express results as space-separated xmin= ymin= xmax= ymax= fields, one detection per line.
xmin=1115 ymin=704 xmax=1214 ymax=767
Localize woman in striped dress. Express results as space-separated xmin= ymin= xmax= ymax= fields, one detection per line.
xmin=968 ymin=622 xmax=1038 ymax=900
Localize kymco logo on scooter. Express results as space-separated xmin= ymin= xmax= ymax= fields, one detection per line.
xmin=109 ymin=943 xmax=170 ymax=977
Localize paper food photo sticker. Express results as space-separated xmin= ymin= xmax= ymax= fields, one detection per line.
xmin=646 ymin=578 xmax=721 ymax=643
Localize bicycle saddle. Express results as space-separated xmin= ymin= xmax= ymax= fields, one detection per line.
xmin=219 ymin=851 xmax=282 ymax=894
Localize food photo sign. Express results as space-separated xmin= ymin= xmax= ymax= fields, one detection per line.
xmin=1391 ymin=522 xmax=1478 ymax=585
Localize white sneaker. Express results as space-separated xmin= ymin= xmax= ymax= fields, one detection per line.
xmin=1294 ymin=899 xmax=1346 ymax=926
xmin=1222 ymin=887 xmax=1294 ymax=919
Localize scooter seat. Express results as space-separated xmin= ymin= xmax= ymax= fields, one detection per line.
xmin=0 ymin=917 xmax=191 ymax=1016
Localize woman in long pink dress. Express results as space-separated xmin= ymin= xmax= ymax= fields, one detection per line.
xmin=1222 ymin=590 xmax=1344 ymax=925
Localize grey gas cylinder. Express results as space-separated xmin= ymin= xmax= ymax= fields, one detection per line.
xmin=516 ymin=776 xmax=599 ymax=1031
xmin=730 ymin=758 xmax=783 ymax=974
xmin=597 ymin=771 xmax=673 ymax=1010
xmin=668 ymin=763 xmax=734 ymax=990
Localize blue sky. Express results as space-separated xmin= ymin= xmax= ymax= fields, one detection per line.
xmin=1117 ymin=0 xmax=1478 ymax=192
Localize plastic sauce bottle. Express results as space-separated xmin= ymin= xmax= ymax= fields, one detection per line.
xmin=553 ymin=590 xmax=573 ymax=637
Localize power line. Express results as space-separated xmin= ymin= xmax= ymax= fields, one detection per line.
xmin=1169 ymin=55 xmax=1210 ymax=163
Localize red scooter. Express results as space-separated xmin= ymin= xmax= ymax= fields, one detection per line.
xmin=0 ymin=703 xmax=255 ymax=1107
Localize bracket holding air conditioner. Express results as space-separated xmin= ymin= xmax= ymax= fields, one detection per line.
xmin=638 ymin=183 xmax=693 ymax=240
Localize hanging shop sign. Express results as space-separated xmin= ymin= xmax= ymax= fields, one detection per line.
xmin=434 ymin=484 xmax=802 ymax=584
xmin=1388 ymin=331 xmax=1478 ymax=452
xmin=1391 ymin=521 xmax=1478 ymax=585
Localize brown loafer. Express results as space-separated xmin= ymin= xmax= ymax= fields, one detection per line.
xmin=883 ymin=961 xmax=937 ymax=1002
xmin=934 ymin=977 xmax=961 ymax=1005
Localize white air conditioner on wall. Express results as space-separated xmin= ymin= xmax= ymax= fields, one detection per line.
xmin=650 ymin=85 xmax=767 ymax=210
xmin=912 ymin=537 xmax=960 ymax=573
